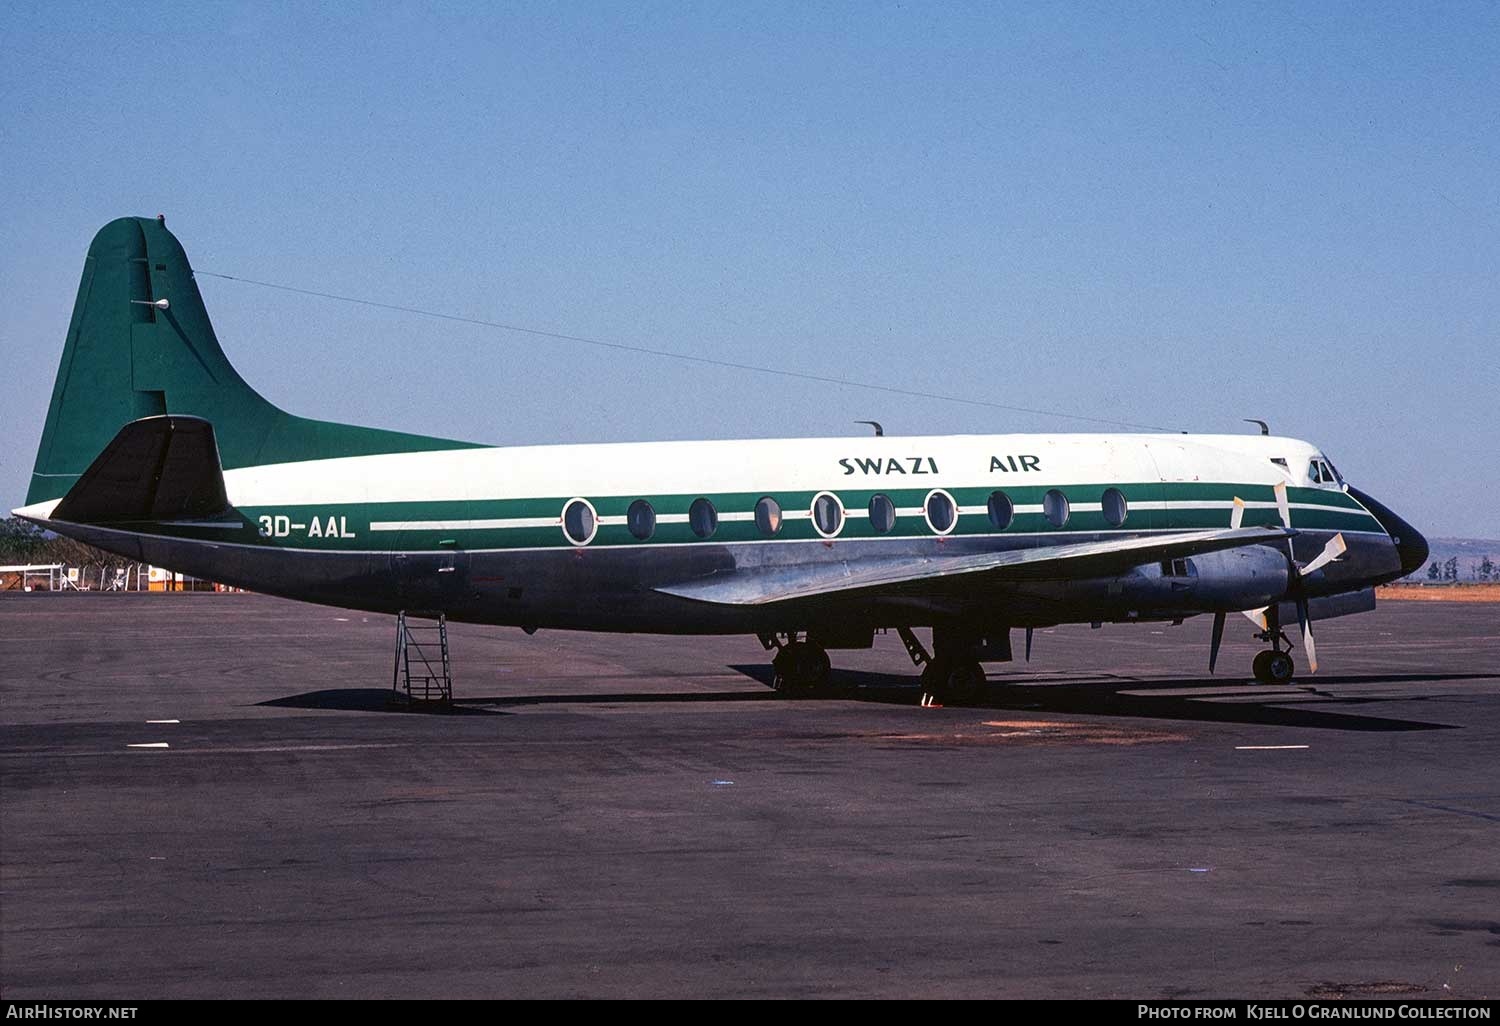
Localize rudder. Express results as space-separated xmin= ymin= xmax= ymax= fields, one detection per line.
xmin=27 ymin=216 xmax=482 ymax=505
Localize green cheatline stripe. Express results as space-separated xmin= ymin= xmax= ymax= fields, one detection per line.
xmin=119 ymin=480 xmax=1381 ymax=552
xmin=278 ymin=480 xmax=1368 ymax=522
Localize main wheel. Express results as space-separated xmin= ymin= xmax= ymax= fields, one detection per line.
xmin=919 ymin=659 xmax=986 ymax=706
xmin=945 ymin=660 xmax=987 ymax=705
xmin=1265 ymin=650 xmax=1295 ymax=684
xmin=772 ymin=641 xmax=832 ymax=695
xmin=1252 ymin=650 xmax=1273 ymax=683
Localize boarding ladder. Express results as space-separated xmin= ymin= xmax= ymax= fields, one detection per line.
xmin=392 ymin=610 xmax=452 ymax=707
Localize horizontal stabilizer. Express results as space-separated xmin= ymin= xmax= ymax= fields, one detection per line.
xmin=657 ymin=526 xmax=1294 ymax=607
xmin=50 ymin=415 xmax=231 ymax=524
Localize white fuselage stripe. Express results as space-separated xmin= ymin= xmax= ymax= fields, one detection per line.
xmin=204 ymin=432 xmax=1340 ymax=509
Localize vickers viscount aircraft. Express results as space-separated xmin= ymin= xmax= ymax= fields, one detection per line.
xmin=15 ymin=217 xmax=1428 ymax=703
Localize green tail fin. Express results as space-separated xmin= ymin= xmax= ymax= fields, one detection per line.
xmin=27 ymin=216 xmax=483 ymax=505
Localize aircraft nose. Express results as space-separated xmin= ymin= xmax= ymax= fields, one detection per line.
xmin=1395 ymin=522 xmax=1431 ymax=577
xmin=1348 ymin=486 xmax=1429 ymax=578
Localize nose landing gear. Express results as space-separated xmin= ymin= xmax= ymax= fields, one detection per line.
xmin=1251 ymin=606 xmax=1297 ymax=684
xmin=1252 ymin=649 xmax=1296 ymax=685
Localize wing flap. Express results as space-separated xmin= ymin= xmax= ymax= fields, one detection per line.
xmin=656 ymin=526 xmax=1294 ymax=606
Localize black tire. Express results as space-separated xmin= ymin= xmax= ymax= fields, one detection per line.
xmin=1252 ymin=650 xmax=1273 ymax=683
xmin=918 ymin=659 xmax=986 ymax=706
xmin=944 ymin=661 xmax=987 ymax=705
xmin=1266 ymin=650 xmax=1295 ymax=685
xmin=772 ymin=641 xmax=831 ymax=695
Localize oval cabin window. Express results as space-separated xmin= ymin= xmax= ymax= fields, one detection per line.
xmin=925 ymin=490 xmax=957 ymax=535
xmin=987 ymin=491 xmax=1013 ymax=530
xmin=754 ymin=496 xmax=783 ymax=537
xmin=627 ymin=499 xmax=656 ymax=540
xmin=689 ymin=497 xmax=718 ymax=539
xmin=1101 ymin=488 xmax=1128 ymax=527
xmin=1043 ymin=489 xmax=1070 ymax=528
xmin=562 ymin=498 xmax=596 ymax=545
xmin=811 ymin=492 xmax=844 ymax=538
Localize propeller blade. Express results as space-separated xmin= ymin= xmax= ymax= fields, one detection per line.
xmin=1274 ymin=481 xmax=1292 ymax=530
xmin=1298 ymin=597 xmax=1318 ymax=673
xmin=1242 ymin=607 xmax=1268 ymax=630
xmin=1300 ymin=533 xmax=1347 ymax=577
xmin=1230 ymin=497 xmax=1245 ymax=530
xmin=1024 ymin=627 xmax=1034 ymax=662
xmin=1209 ymin=612 xmax=1226 ymax=673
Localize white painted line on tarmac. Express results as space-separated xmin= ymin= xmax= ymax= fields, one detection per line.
xmin=127 ymin=742 xmax=170 ymax=749
xmin=146 ymin=719 xmax=179 ymax=724
xmin=1234 ymin=744 xmax=1309 ymax=750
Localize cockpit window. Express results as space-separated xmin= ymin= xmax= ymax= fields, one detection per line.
xmin=1307 ymin=458 xmax=1345 ymax=487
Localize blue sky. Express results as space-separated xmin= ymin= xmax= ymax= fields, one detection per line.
xmin=2 ymin=1 xmax=1495 ymax=535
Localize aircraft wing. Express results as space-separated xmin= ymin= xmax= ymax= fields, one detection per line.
xmin=655 ymin=526 xmax=1293 ymax=606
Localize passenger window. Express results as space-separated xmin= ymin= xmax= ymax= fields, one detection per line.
xmin=811 ymin=492 xmax=844 ymax=537
xmin=1101 ymin=487 xmax=1128 ymax=527
xmin=562 ymin=498 xmax=596 ymax=545
xmin=627 ymin=499 xmax=655 ymax=540
xmin=689 ymin=497 xmax=718 ymax=539
xmin=925 ymin=490 xmax=956 ymax=535
xmin=868 ymin=493 xmax=895 ymax=534
xmin=987 ymin=490 xmax=1013 ymax=530
xmin=1043 ymin=489 xmax=1070 ymax=528
xmin=754 ymin=496 xmax=783 ymax=537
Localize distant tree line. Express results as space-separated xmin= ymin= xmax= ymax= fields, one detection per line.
xmin=0 ymin=517 xmax=131 ymax=571
xmin=1424 ymin=555 xmax=1497 ymax=582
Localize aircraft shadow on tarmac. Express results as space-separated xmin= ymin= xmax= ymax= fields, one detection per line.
xmin=259 ymin=688 xmax=511 ymax=715
xmin=258 ymin=686 xmax=775 ymax=715
xmin=720 ymin=666 xmax=1474 ymax=733
xmin=259 ymin=669 xmax=1489 ymax=731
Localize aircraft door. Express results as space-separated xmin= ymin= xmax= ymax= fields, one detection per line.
xmin=1145 ymin=443 xmax=1200 ymax=530
xmin=388 ymin=530 xmax=472 ymax=613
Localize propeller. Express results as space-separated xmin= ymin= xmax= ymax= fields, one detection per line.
xmin=1024 ymin=627 xmax=1034 ymax=662
xmin=1209 ymin=489 xmax=1346 ymax=674
xmin=1271 ymin=482 xmax=1347 ymax=674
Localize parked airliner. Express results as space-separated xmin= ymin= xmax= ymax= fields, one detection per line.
xmin=15 ymin=218 xmax=1427 ymax=702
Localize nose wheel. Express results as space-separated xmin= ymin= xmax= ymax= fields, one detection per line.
xmin=1249 ymin=604 xmax=1299 ymax=684
xmin=1252 ymin=649 xmax=1295 ymax=685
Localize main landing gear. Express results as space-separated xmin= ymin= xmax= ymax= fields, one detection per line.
xmin=763 ymin=635 xmax=833 ymax=695
xmin=759 ymin=627 xmax=992 ymax=705
xmin=899 ymin=626 xmax=986 ymax=707
xmin=1250 ymin=606 xmax=1297 ymax=685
